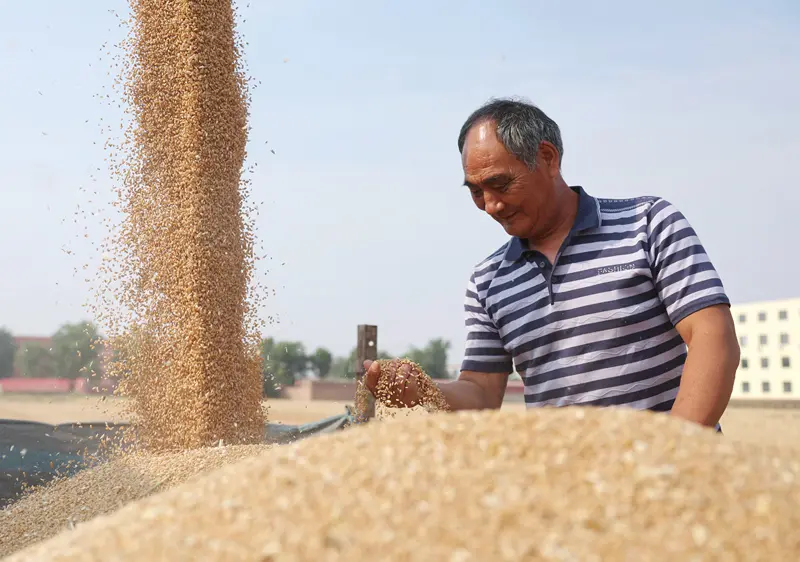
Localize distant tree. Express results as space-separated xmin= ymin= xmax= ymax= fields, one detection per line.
xmin=406 ymin=338 xmax=451 ymax=379
xmin=309 ymin=347 xmax=333 ymax=379
xmin=0 ymin=328 xmax=16 ymax=379
xmin=261 ymin=338 xmax=286 ymax=397
xmin=261 ymin=338 xmax=309 ymax=397
xmin=15 ymin=343 xmax=57 ymax=378
xmin=329 ymin=355 xmax=349 ymax=380
xmin=51 ymin=322 xmax=103 ymax=380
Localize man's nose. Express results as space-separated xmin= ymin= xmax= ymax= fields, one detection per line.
xmin=483 ymin=192 xmax=505 ymax=216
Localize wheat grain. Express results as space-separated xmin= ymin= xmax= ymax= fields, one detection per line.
xmin=0 ymin=445 xmax=268 ymax=557
xmin=90 ymin=0 xmax=265 ymax=451
xmin=355 ymin=359 xmax=450 ymax=422
xmin=7 ymin=407 xmax=800 ymax=561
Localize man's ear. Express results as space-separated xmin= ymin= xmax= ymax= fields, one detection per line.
xmin=538 ymin=141 xmax=561 ymax=176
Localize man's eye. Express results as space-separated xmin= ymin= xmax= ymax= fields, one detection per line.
xmin=470 ymin=189 xmax=483 ymax=198
xmin=497 ymin=181 xmax=512 ymax=193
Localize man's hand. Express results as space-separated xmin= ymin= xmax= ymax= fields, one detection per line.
xmin=364 ymin=359 xmax=510 ymax=411
xmin=364 ymin=359 xmax=421 ymax=408
xmin=671 ymin=304 xmax=740 ymax=427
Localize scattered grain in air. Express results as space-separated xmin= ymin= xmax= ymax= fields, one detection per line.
xmin=6 ymin=408 xmax=800 ymax=561
xmin=1 ymin=0 xmax=268 ymax=554
xmin=90 ymin=0 xmax=266 ymax=452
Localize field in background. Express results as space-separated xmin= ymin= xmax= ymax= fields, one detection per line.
xmin=0 ymin=394 xmax=351 ymax=426
xmin=1 ymin=394 xmax=798 ymax=448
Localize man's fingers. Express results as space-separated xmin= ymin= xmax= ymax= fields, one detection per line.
xmin=393 ymin=370 xmax=411 ymax=408
xmin=402 ymin=373 xmax=420 ymax=407
xmin=362 ymin=359 xmax=419 ymax=408
xmin=364 ymin=360 xmax=380 ymax=391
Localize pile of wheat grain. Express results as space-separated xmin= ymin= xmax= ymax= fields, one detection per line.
xmin=7 ymin=407 xmax=800 ymax=561
xmin=89 ymin=0 xmax=264 ymax=451
xmin=0 ymin=444 xmax=270 ymax=558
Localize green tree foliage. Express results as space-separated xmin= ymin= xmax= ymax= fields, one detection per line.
xmin=405 ymin=338 xmax=451 ymax=379
xmin=15 ymin=343 xmax=57 ymax=379
xmin=51 ymin=322 xmax=103 ymax=380
xmin=309 ymin=347 xmax=333 ymax=378
xmin=261 ymin=338 xmax=310 ymax=397
xmin=0 ymin=328 xmax=16 ymax=379
xmin=328 ymin=338 xmax=451 ymax=380
xmin=329 ymin=355 xmax=351 ymax=380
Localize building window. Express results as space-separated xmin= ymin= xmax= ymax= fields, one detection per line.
xmin=784 ymin=381 xmax=792 ymax=393
xmin=761 ymin=357 xmax=769 ymax=369
xmin=780 ymin=333 xmax=789 ymax=345
xmin=738 ymin=314 xmax=746 ymax=323
xmin=779 ymin=310 xmax=788 ymax=320
xmin=758 ymin=312 xmax=767 ymax=322
xmin=762 ymin=381 xmax=771 ymax=393
xmin=759 ymin=335 xmax=768 ymax=346
xmin=741 ymin=358 xmax=749 ymax=369
xmin=742 ymin=381 xmax=750 ymax=393
xmin=739 ymin=335 xmax=748 ymax=347
xmin=783 ymin=357 xmax=791 ymax=368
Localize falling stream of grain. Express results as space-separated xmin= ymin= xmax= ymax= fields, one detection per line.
xmin=95 ymin=0 xmax=264 ymax=451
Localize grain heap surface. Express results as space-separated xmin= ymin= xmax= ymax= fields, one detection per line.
xmin=8 ymin=407 xmax=800 ymax=562
xmin=93 ymin=0 xmax=264 ymax=450
xmin=0 ymin=445 xmax=269 ymax=558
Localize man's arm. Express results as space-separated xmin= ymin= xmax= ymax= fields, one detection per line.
xmin=364 ymin=267 xmax=514 ymax=410
xmin=454 ymin=268 xmax=515 ymax=409
xmin=671 ymin=304 xmax=739 ymax=427
xmin=437 ymin=370 xmax=511 ymax=410
xmin=363 ymin=362 xmax=510 ymax=410
xmin=645 ymin=199 xmax=737 ymax=427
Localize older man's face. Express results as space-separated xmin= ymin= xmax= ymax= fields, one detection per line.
xmin=461 ymin=122 xmax=558 ymax=239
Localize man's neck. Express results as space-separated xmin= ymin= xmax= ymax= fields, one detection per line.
xmin=527 ymin=186 xmax=579 ymax=258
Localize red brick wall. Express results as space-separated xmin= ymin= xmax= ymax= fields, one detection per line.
xmin=281 ymin=379 xmax=356 ymax=401
xmin=0 ymin=378 xmax=71 ymax=393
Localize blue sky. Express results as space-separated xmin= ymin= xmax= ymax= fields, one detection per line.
xmin=1 ymin=0 xmax=798 ymax=365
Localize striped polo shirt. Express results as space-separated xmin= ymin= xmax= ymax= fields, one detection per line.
xmin=461 ymin=186 xmax=730 ymax=412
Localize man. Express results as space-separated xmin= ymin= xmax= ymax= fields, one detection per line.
xmin=365 ymin=98 xmax=739 ymax=428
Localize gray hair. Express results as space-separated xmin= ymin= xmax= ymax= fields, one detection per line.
xmin=457 ymin=97 xmax=563 ymax=169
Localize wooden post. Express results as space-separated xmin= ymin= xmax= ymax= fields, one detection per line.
xmin=355 ymin=324 xmax=378 ymax=421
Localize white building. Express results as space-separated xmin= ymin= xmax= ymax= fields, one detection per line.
xmin=731 ymin=297 xmax=800 ymax=401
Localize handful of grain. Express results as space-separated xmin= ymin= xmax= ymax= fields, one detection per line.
xmin=7 ymin=407 xmax=800 ymax=561
xmin=355 ymin=359 xmax=450 ymax=421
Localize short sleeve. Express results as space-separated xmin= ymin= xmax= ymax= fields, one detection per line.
xmin=646 ymin=199 xmax=731 ymax=326
xmin=460 ymin=273 xmax=514 ymax=373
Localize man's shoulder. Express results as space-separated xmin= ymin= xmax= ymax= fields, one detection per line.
xmin=594 ymin=195 xmax=687 ymax=226
xmin=471 ymin=241 xmax=512 ymax=279
xmin=595 ymin=195 xmax=663 ymax=214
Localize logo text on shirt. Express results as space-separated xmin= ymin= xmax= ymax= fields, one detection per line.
xmin=596 ymin=263 xmax=636 ymax=275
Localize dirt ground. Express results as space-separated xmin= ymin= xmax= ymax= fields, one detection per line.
xmin=0 ymin=394 xmax=798 ymax=448
xmin=0 ymin=394 xmax=351 ymax=426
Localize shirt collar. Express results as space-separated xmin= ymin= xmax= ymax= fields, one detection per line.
xmin=505 ymin=185 xmax=601 ymax=262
